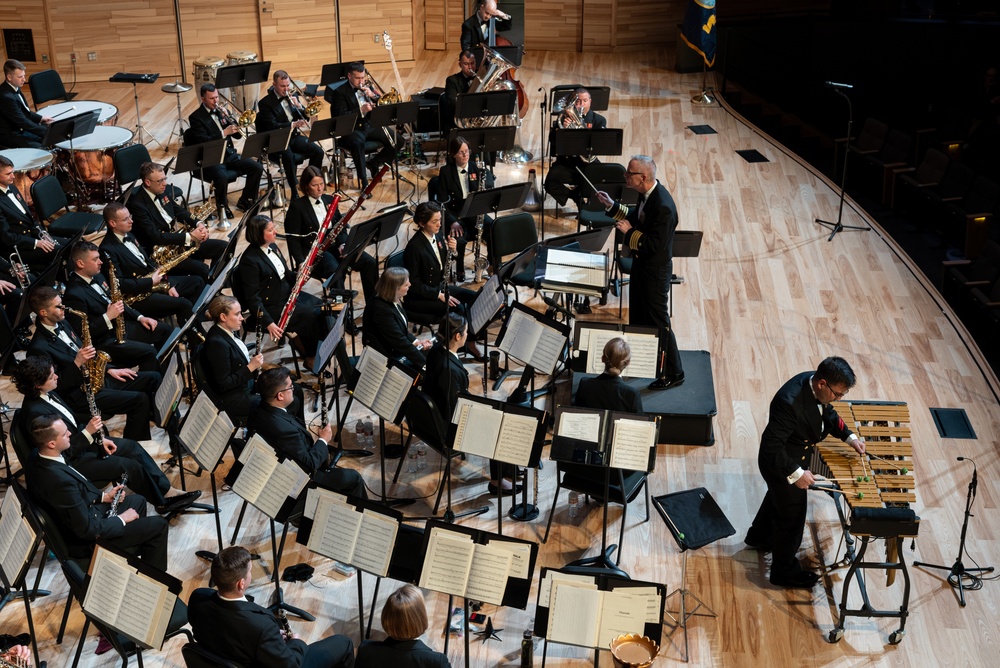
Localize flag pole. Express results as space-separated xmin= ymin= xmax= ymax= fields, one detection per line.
xmin=691 ymin=61 xmax=716 ymax=106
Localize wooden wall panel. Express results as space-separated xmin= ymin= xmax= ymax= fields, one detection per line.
xmin=423 ymin=0 xmax=448 ymax=51
xmin=258 ymin=0 xmax=339 ymax=80
xmin=178 ymin=1 xmax=260 ymax=84
xmin=525 ymin=0 xmax=583 ymax=52
xmin=0 ymin=0 xmax=54 ymax=69
xmin=613 ymin=2 xmax=684 ymax=51
xmin=338 ymin=0 xmax=413 ymax=65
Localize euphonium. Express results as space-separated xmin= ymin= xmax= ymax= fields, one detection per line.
xmin=65 ymin=307 xmax=111 ymax=395
xmin=105 ymin=262 xmax=127 ymax=344
xmin=554 ymin=92 xmax=585 ymax=129
xmin=457 ymin=46 xmax=517 ymax=129
xmin=366 ymin=71 xmax=401 ymax=106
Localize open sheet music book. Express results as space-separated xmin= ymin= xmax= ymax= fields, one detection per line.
xmin=179 ymin=391 xmax=236 ymax=472
xmin=82 ymin=546 xmax=178 ymax=650
xmin=154 ymin=353 xmax=184 ymax=428
xmin=497 ymin=304 xmax=567 ymax=375
xmin=352 ymin=347 xmax=415 ymax=422
xmin=232 ymin=434 xmax=310 ymax=519
xmin=544 ymin=577 xmax=661 ymax=649
xmin=418 ymin=526 xmax=519 ymax=605
xmin=575 ymin=323 xmax=659 ymax=378
xmin=304 ymin=489 xmax=399 ymax=577
xmin=450 ymin=397 xmax=540 ymax=467
xmin=553 ymin=407 xmax=657 ymax=472
xmin=539 ymin=248 xmax=608 ymax=297
xmin=0 ymin=490 xmax=36 ymax=585
xmin=470 ymin=273 xmax=505 ymax=337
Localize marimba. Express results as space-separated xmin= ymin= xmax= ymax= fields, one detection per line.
xmin=810 ymin=400 xmax=919 ymax=645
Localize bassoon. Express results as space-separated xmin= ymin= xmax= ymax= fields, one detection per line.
xmin=276 ymin=195 xmax=341 ymax=332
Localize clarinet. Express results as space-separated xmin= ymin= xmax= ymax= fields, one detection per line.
xmin=472 ymin=157 xmax=489 ymax=282
xmin=276 ymin=608 xmax=293 ymax=639
xmin=276 ymin=195 xmax=341 ymax=332
xmin=106 ymin=471 xmax=128 ymax=518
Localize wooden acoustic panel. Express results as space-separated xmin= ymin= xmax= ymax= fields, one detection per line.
xmin=339 ymin=0 xmax=414 ymax=64
xmin=258 ymin=0 xmax=339 ymax=81
xmin=525 ymin=0 xmax=583 ymax=52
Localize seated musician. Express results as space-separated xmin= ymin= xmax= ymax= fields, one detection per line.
xmin=0 ymin=59 xmax=54 ymax=149
xmin=189 ymin=546 xmax=355 ymax=668
xmin=460 ymin=0 xmax=512 ymax=52
xmin=201 ymin=295 xmax=264 ymax=426
xmin=356 ymin=584 xmax=451 ymax=668
xmin=0 ymin=639 xmax=30 ymax=667
xmin=187 ymin=83 xmax=264 ymax=217
xmin=99 ymin=203 xmax=205 ymax=325
xmin=29 ymin=286 xmax=161 ymax=442
xmin=362 ymin=267 xmax=433 ymax=371
xmin=544 ymin=87 xmax=607 ymax=210
xmin=437 ymin=136 xmax=496 ymax=279
xmin=15 ymin=355 xmax=201 ymax=514
xmin=256 ymin=70 xmax=325 ymax=194
xmin=25 ymin=415 xmax=170 ymax=572
xmin=284 ymin=165 xmax=377 ymax=302
xmin=126 ymin=162 xmax=226 ymax=280
xmin=327 ymin=61 xmax=399 ymax=189
xmin=250 ymin=367 xmax=368 ymax=501
xmin=423 ymin=313 xmax=517 ymax=495
xmin=0 ymin=155 xmax=71 ymax=272
xmin=443 ymin=50 xmax=478 ymax=132
xmin=237 ymin=214 xmax=331 ymax=368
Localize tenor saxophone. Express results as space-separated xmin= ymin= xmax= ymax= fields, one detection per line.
xmin=123 ymin=245 xmax=199 ymax=306
xmin=105 ymin=262 xmax=127 ymax=344
xmin=64 ymin=307 xmax=111 ymax=395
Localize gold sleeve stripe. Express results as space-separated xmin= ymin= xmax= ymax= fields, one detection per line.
xmin=610 ymin=202 xmax=628 ymax=221
xmin=629 ymin=231 xmax=643 ymax=250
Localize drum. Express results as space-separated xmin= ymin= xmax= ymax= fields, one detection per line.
xmin=226 ymin=50 xmax=259 ymax=112
xmin=193 ymin=56 xmax=225 ymax=85
xmin=42 ymin=100 xmax=118 ymax=126
xmin=55 ymin=126 xmax=134 ymax=201
xmin=0 ymin=148 xmax=53 ymax=206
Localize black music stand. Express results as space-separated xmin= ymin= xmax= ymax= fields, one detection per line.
xmin=214 ymin=61 xmax=272 ymax=111
xmin=369 ymin=101 xmax=419 ymax=204
xmin=42 ymin=109 xmax=99 ymax=205
xmin=174 ymin=139 xmax=227 ymax=207
xmin=320 ymin=61 xmax=361 ymax=88
xmin=549 ymin=128 xmax=624 ymax=164
xmin=652 ymin=488 xmax=734 ymax=662
xmin=242 ymin=127 xmax=293 ymax=218
xmin=308 ymin=113 xmax=359 ymax=201
xmin=459 ymin=181 xmax=531 ymax=220
xmin=549 ymin=85 xmax=611 ymax=114
xmin=454 ymin=91 xmax=517 ymax=126
xmin=670 ymin=231 xmax=702 ymax=317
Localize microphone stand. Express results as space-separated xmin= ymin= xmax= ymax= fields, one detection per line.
xmin=913 ymin=460 xmax=994 ymax=607
xmin=814 ymin=86 xmax=868 ymax=241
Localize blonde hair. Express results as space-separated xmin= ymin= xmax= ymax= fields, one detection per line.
xmin=208 ymin=295 xmax=240 ymax=322
xmin=602 ymin=337 xmax=631 ymax=376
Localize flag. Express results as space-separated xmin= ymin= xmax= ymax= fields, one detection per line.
xmin=681 ymin=0 xmax=717 ymax=68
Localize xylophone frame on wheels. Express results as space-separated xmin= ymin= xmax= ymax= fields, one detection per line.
xmin=811 ymin=400 xmax=920 ymax=645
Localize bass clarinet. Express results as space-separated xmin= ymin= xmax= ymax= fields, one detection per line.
xmin=276 ymin=195 xmax=341 ymax=332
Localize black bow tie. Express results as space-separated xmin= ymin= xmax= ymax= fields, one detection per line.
xmin=315 ymin=200 xmax=322 ymax=207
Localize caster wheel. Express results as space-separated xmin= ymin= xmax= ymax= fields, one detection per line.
xmin=889 ymin=631 xmax=904 ymax=645
xmin=828 ymin=629 xmax=844 ymax=643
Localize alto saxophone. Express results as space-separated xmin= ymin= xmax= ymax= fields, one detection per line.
xmin=124 ymin=246 xmax=199 ymax=306
xmin=472 ymin=157 xmax=489 ymax=282
xmin=64 ymin=307 xmax=111 ymax=395
xmin=105 ymin=262 xmax=127 ymax=344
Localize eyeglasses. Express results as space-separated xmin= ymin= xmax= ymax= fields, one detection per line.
xmin=278 ymin=384 xmax=294 ymax=394
xmin=625 ymin=171 xmax=644 ymax=177
xmin=827 ymin=384 xmax=848 ymax=400
xmin=149 ymin=177 xmax=167 ymax=184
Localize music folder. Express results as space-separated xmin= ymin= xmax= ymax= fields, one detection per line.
xmin=225 ymin=434 xmax=310 ymax=523
xmin=347 ymin=347 xmax=419 ymax=424
xmin=551 ymin=406 xmax=658 ymax=473
xmin=449 ymin=393 xmax=546 ymax=468
xmin=495 ymin=300 xmax=570 ymax=375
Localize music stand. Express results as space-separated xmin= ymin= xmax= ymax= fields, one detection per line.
xmin=549 ymin=85 xmax=611 ymax=114
xmin=369 ymin=101 xmax=419 ymax=204
xmin=320 ymin=61 xmax=361 ymax=88
xmin=670 ymin=231 xmax=702 ymax=317
xmin=459 ymin=182 xmax=531 ymax=220
xmin=309 ymin=113 xmax=360 ymax=201
xmin=214 ymin=61 xmax=272 ymax=111
xmin=549 ymin=128 xmax=624 ymax=163
xmin=454 ymin=91 xmax=517 ymax=127
xmin=652 ymin=488 xmax=734 ymax=662
xmin=173 ymin=139 xmax=227 ymax=207
xmin=43 ymin=109 xmax=99 ymax=205
xmin=322 ymin=79 xmax=350 ymax=105
xmin=241 ymin=127 xmax=293 ymax=218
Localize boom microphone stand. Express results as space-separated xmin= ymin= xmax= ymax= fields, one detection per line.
xmin=913 ymin=457 xmax=994 ymax=607
xmin=814 ymin=81 xmax=869 ymax=241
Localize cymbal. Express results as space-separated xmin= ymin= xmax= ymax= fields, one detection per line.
xmin=161 ymin=81 xmax=193 ymax=94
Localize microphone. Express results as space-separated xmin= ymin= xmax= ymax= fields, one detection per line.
xmin=542 ymin=295 xmax=572 ymax=319
xmin=824 ymin=81 xmax=853 ymax=90
xmin=957 ymin=456 xmax=975 ymax=463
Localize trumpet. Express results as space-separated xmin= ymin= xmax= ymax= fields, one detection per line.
xmin=9 ymin=247 xmax=29 ymax=289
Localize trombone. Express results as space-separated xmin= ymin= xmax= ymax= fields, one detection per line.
xmin=217 ymin=91 xmax=256 ymax=136
xmin=288 ymin=79 xmax=322 ymax=132
xmin=362 ymin=70 xmax=400 ymax=146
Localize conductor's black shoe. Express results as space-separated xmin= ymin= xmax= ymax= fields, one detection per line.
xmin=769 ymin=571 xmax=820 ymax=589
xmin=649 ymin=373 xmax=684 ymax=390
xmin=222 ymin=206 xmax=235 ymax=219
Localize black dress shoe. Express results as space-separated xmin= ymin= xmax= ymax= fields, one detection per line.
xmin=770 ymin=571 xmax=820 ymax=589
xmin=223 ymin=206 xmax=235 ymax=219
xmin=236 ymin=198 xmax=255 ymax=212
xmin=649 ymin=373 xmax=684 ymax=390
xmin=744 ymin=539 xmax=772 ymax=552
xmin=156 ymin=490 xmax=202 ymax=514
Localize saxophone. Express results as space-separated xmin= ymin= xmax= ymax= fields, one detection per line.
xmin=123 ymin=246 xmax=199 ymax=306
xmin=105 ymin=262 xmax=127 ymax=344
xmin=64 ymin=308 xmax=111 ymax=396
xmin=472 ymin=157 xmax=489 ymax=282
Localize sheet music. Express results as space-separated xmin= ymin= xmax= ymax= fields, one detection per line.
xmin=454 ymin=401 xmax=503 ymax=459
xmin=82 ymin=550 xmax=130 ymax=628
xmin=180 ymin=391 xmax=217 ymax=455
xmin=487 ymin=540 xmax=531 ymax=579
xmin=464 ymin=543 xmax=513 ymax=605
xmin=612 ymin=585 xmax=661 ymax=623
xmin=353 ymin=348 xmax=388 ymax=409
xmin=272 ymin=458 xmax=310 ymax=499
xmin=470 ymin=274 xmax=504 ymax=334
xmin=609 ymin=419 xmax=656 ymax=472
xmin=0 ymin=505 xmax=35 ymax=584
xmin=585 ymin=328 xmax=619 ymax=375
xmin=304 ymin=487 xmax=345 ymax=520
xmin=596 ymin=589 xmax=650 ymax=648
xmin=533 ymin=325 xmax=567 ymax=375
xmin=623 ymin=333 xmax=659 ymax=379
xmin=557 ymin=411 xmax=602 ymax=443
xmin=232 ymin=439 xmax=278 ymax=511
xmin=451 ymin=396 xmax=476 ymax=425
xmin=371 ymin=365 xmax=412 ymax=422
xmin=547 ymin=582 xmax=602 ymax=647
xmin=195 ymin=409 xmax=235 ymax=471
xmin=154 ymin=353 xmax=183 ymax=427
xmin=116 ymin=571 xmax=166 ymax=646
xmin=418 ymin=529 xmax=474 ymax=598
xmin=499 ymin=308 xmax=536 ymax=364
xmin=0 ymin=492 xmax=19 ymax=569
xmin=544 ymin=249 xmax=607 ymax=288
xmin=308 ymin=498 xmax=361 ymax=563
xmin=493 ymin=412 xmax=538 ymax=466
xmin=152 ymin=590 xmax=175 ymax=650
xmin=538 ymin=571 xmax=596 ymax=605
xmin=353 ymin=510 xmax=399 ymax=577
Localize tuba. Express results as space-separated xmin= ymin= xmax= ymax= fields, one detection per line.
xmin=65 ymin=307 xmax=111 ymax=395
xmin=457 ymin=46 xmax=518 ymax=129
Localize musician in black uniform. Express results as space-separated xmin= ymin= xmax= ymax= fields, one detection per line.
xmin=356 ymin=585 xmax=451 ymax=668
xmin=745 ymin=357 xmax=866 ymax=588
xmin=437 ymin=136 xmax=496 ymax=278
xmin=28 ymin=286 xmax=161 ymax=442
xmin=0 ymin=59 xmax=53 ymax=148
xmin=597 ymin=155 xmax=683 ymax=390
xmin=255 ymin=70 xmax=325 ymax=194
xmin=402 ymin=202 xmax=478 ymax=321
xmin=126 ymin=162 xmax=226 ymax=280
xmin=284 ymin=165 xmax=377 ymax=302
xmin=443 ymin=50 xmax=477 ymax=132
xmin=544 ymin=87 xmax=607 ymax=209
xmin=460 ymin=0 xmax=512 ymax=52
xmin=187 ymin=83 xmax=264 ymax=216
xmin=200 ymin=295 xmax=264 ymax=426
xmin=99 ymin=203 xmax=205 ymax=324
xmin=14 ymin=355 xmax=200 ymax=513
xmin=0 ymin=155 xmax=70 ymax=271
xmin=236 ymin=214 xmax=330 ymax=365
xmin=327 ymin=61 xmax=399 ymax=189
xmin=362 ymin=267 xmax=432 ymax=371
xmin=26 ymin=415 xmax=170 ymax=572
